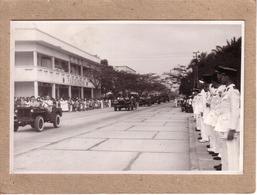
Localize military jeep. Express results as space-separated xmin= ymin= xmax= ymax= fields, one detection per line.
xmin=14 ymin=106 xmax=62 ymax=132
xmin=113 ymin=97 xmax=134 ymax=111
xmin=139 ymin=96 xmax=152 ymax=106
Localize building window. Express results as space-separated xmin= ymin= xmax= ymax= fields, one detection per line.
xmin=70 ymin=63 xmax=81 ymax=76
xmin=15 ymin=52 xmax=33 ymax=66
xmin=55 ymin=58 xmax=68 ymax=73
xmin=37 ymin=53 xmax=52 ymax=69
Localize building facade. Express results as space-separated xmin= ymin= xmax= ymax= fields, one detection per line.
xmin=13 ymin=27 xmax=103 ymax=100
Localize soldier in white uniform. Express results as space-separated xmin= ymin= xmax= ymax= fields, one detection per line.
xmin=193 ymin=89 xmax=201 ymax=131
xmin=198 ymin=74 xmax=212 ymax=143
xmin=215 ymin=66 xmax=240 ymax=171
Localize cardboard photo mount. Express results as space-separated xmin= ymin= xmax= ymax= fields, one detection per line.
xmin=0 ymin=0 xmax=255 ymax=193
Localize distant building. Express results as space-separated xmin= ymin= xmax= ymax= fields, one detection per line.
xmin=114 ymin=66 xmax=136 ymax=74
xmin=12 ymin=26 xmax=103 ymax=99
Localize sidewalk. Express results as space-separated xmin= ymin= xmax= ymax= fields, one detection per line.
xmin=188 ymin=116 xmax=221 ymax=171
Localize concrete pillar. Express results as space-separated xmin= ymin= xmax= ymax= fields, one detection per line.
xmin=81 ymin=87 xmax=84 ymax=99
xmin=34 ymin=81 xmax=38 ymax=97
xmin=57 ymin=85 xmax=60 ymax=99
xmin=68 ymin=61 xmax=71 ymax=74
xmin=52 ymin=83 xmax=56 ymax=99
xmin=52 ymin=56 xmax=55 ymax=70
xmin=33 ymin=51 xmax=37 ymax=67
xmin=91 ymin=88 xmax=94 ymax=99
xmin=68 ymin=85 xmax=72 ymax=98
xmin=81 ymin=66 xmax=83 ymax=76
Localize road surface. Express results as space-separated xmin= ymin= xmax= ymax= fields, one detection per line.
xmin=13 ymin=102 xmax=192 ymax=173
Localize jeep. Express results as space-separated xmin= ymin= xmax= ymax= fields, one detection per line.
xmin=14 ymin=106 xmax=62 ymax=132
xmin=113 ymin=97 xmax=134 ymax=111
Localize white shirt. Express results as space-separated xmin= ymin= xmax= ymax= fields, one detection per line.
xmin=215 ymin=84 xmax=240 ymax=132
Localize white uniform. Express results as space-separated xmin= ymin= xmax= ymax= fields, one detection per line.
xmin=212 ymin=85 xmax=226 ymax=155
xmin=215 ymin=84 xmax=240 ymax=171
xmin=194 ymin=93 xmax=202 ymax=131
xmin=204 ymin=87 xmax=216 ymax=151
xmin=199 ymin=89 xmax=209 ymax=141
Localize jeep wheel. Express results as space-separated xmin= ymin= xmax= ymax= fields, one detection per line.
xmin=114 ymin=107 xmax=117 ymax=111
xmin=14 ymin=124 xmax=18 ymax=132
xmin=53 ymin=114 xmax=61 ymax=128
xmin=35 ymin=116 xmax=44 ymax=132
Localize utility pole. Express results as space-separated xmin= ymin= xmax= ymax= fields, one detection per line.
xmin=193 ymin=51 xmax=200 ymax=88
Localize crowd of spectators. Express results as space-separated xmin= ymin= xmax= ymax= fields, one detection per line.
xmin=14 ymin=96 xmax=112 ymax=112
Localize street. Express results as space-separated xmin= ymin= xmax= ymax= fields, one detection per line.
xmin=13 ymin=102 xmax=192 ymax=173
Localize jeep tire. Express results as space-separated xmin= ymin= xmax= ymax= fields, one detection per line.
xmin=35 ymin=116 xmax=44 ymax=132
xmin=53 ymin=114 xmax=61 ymax=128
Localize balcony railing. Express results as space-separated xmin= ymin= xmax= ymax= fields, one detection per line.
xmin=15 ymin=66 xmax=95 ymax=88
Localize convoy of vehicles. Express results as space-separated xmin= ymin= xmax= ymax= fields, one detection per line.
xmin=14 ymin=90 xmax=172 ymax=132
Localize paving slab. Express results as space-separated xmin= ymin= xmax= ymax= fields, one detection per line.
xmin=165 ymin=121 xmax=188 ymax=127
xmin=138 ymin=121 xmax=166 ymax=125
xmin=97 ymin=124 xmax=134 ymax=131
xmin=14 ymin=142 xmax=51 ymax=156
xmin=91 ymin=139 xmax=189 ymax=153
xmin=123 ymin=118 xmax=146 ymax=122
xmin=77 ymin=130 xmax=156 ymax=139
xmin=14 ymin=150 xmax=138 ymax=172
xmin=44 ymin=138 xmax=106 ymax=150
xmin=130 ymin=152 xmax=190 ymax=171
xmin=128 ymin=125 xmax=188 ymax=132
xmin=154 ymin=131 xmax=189 ymax=140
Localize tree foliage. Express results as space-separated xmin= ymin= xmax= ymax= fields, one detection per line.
xmin=179 ymin=37 xmax=242 ymax=96
xmin=89 ymin=65 xmax=170 ymax=97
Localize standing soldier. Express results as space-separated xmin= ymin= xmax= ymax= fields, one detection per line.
xmin=192 ymin=88 xmax=201 ymax=132
xmin=215 ymin=66 xmax=240 ymax=171
xmin=198 ymin=74 xmax=212 ymax=143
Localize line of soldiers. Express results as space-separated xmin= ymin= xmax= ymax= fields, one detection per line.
xmin=192 ymin=66 xmax=241 ymax=171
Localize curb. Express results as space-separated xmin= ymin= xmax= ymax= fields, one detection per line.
xmin=188 ymin=116 xmax=200 ymax=171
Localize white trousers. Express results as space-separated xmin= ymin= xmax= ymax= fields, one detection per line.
xmin=214 ymin=130 xmax=222 ymax=154
xmin=219 ymin=132 xmax=240 ymax=171
xmin=227 ymin=135 xmax=240 ymax=171
xmin=200 ymin=117 xmax=209 ymax=141
xmin=206 ymin=125 xmax=215 ymax=150
xmin=195 ymin=114 xmax=201 ymax=130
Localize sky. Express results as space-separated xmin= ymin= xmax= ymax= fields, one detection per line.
xmin=15 ymin=21 xmax=243 ymax=75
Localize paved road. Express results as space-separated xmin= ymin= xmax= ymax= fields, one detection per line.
xmin=13 ymin=102 xmax=192 ymax=173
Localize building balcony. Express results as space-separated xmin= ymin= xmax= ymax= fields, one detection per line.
xmin=14 ymin=66 xmax=95 ymax=88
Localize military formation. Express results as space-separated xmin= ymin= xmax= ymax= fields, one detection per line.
xmin=192 ymin=66 xmax=241 ymax=171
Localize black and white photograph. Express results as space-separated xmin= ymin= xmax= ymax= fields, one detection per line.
xmin=10 ymin=21 xmax=244 ymax=173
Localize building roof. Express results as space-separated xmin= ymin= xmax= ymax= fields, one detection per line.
xmin=114 ymin=66 xmax=136 ymax=73
xmin=14 ymin=27 xmax=101 ymax=64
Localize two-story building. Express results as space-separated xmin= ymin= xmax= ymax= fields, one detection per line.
xmin=12 ymin=26 xmax=102 ymax=100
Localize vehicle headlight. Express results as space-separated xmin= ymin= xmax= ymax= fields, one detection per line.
xmin=30 ymin=109 xmax=34 ymax=113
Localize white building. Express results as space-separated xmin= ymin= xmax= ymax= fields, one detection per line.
xmin=114 ymin=66 xmax=136 ymax=74
xmin=12 ymin=26 xmax=103 ymax=99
